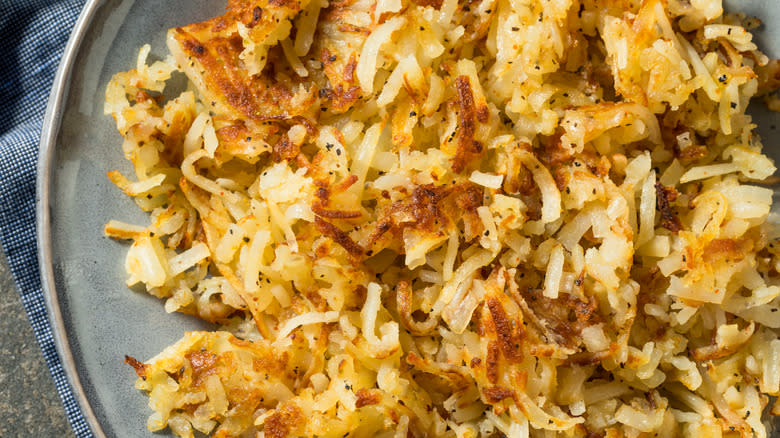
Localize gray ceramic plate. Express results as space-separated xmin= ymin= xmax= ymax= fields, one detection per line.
xmin=37 ymin=1 xmax=219 ymax=436
xmin=36 ymin=0 xmax=780 ymax=437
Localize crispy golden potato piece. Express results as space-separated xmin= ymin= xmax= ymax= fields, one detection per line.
xmin=167 ymin=0 xmax=316 ymax=122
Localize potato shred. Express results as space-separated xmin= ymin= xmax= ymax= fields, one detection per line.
xmin=105 ymin=0 xmax=780 ymax=436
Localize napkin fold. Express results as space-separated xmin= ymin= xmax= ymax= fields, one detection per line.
xmin=0 ymin=1 xmax=92 ymax=436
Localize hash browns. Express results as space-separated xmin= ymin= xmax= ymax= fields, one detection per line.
xmin=105 ymin=0 xmax=780 ymax=436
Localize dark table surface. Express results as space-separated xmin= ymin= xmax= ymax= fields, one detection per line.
xmin=0 ymin=247 xmax=74 ymax=438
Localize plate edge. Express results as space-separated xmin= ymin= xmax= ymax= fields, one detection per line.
xmin=36 ymin=1 xmax=111 ymax=437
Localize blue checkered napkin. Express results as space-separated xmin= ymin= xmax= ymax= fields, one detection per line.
xmin=0 ymin=0 xmax=92 ymax=437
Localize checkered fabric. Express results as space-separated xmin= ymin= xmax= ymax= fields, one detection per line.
xmin=0 ymin=0 xmax=92 ymax=437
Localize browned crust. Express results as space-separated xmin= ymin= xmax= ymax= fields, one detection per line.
xmin=482 ymin=386 xmax=517 ymax=404
xmin=406 ymin=185 xmax=451 ymax=229
xmin=186 ymin=349 xmax=219 ymax=387
xmin=311 ymin=205 xmax=363 ymax=218
xmin=310 ymin=175 xmax=363 ymax=219
xmin=247 ymin=5 xmax=264 ymax=27
xmin=311 ymin=175 xmax=363 ymax=220
xmin=451 ymin=75 xmax=483 ymax=173
xmin=314 ymin=216 xmax=365 ymax=257
xmin=355 ymin=388 xmax=382 ymax=407
xmin=343 ymin=54 xmax=358 ymax=83
xmin=175 ymin=28 xmax=297 ymax=121
xmin=124 ymin=355 xmax=148 ymax=380
xmin=701 ymin=238 xmax=752 ymax=265
xmin=396 ymin=280 xmax=415 ymax=328
xmin=364 ymin=218 xmax=394 ymax=248
xmin=691 ymin=343 xmax=741 ymax=361
xmin=364 ymin=182 xmax=484 ymax=252
xmin=564 ymin=350 xmax=612 ymax=366
xmin=320 ymin=49 xmax=362 ymax=113
xmin=338 ymin=24 xmax=371 ymax=35
xmin=655 ymin=182 xmax=681 ymax=233
xmin=252 ymin=350 xmax=291 ymax=375
xmin=453 ymin=183 xmax=484 ymax=239
xmin=268 ymin=0 xmax=299 ymax=7
xmin=364 ymin=184 xmax=451 ymax=248
xmin=171 ymin=0 xmax=319 ymax=123
xmin=215 ymin=122 xmax=269 ymax=161
xmin=272 ymin=133 xmax=299 ymax=162
xmin=485 ymin=340 xmax=500 ymax=384
xmin=486 ymin=297 xmax=524 ymax=363
xmin=411 ymin=0 xmax=443 ymax=9
xmin=476 ymin=104 xmax=489 ymax=123
xmin=332 ymin=174 xmax=359 ymax=192
xmin=518 ymin=287 xmax=602 ymax=349
xmin=264 ymin=402 xmax=304 ymax=438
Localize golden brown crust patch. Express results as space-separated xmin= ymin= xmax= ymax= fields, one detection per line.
xmin=124 ymin=355 xmax=148 ymax=380
xmin=485 ymin=340 xmax=500 ymax=384
xmin=701 ymin=238 xmax=752 ymax=265
xmin=272 ymin=133 xmax=299 ymax=162
xmin=264 ymin=402 xmax=304 ymax=438
xmin=519 ymin=287 xmax=602 ymax=349
xmin=411 ymin=0 xmax=443 ymax=9
xmin=314 ymin=216 xmax=365 ymax=257
xmin=175 ymin=28 xmax=308 ymax=121
xmin=655 ymin=182 xmax=681 ymax=233
xmin=364 ymin=182 xmax=484 ymax=252
xmin=482 ymin=386 xmax=517 ymax=404
xmin=186 ymin=349 xmax=219 ymax=386
xmin=486 ymin=297 xmax=525 ymax=363
xmin=355 ymin=388 xmax=382 ymax=407
xmin=451 ymin=76 xmax=483 ymax=173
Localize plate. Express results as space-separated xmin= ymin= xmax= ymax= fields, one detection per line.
xmin=37 ymin=1 xmax=219 ymax=436
xmin=35 ymin=0 xmax=780 ymax=437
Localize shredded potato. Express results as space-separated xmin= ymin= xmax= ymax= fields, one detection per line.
xmin=107 ymin=0 xmax=780 ymax=436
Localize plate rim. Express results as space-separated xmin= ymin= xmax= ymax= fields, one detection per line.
xmin=36 ymin=0 xmax=109 ymax=436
